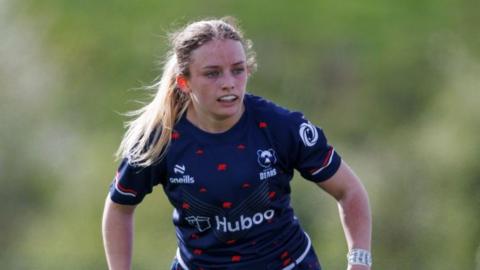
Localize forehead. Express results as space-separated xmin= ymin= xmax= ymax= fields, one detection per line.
xmin=190 ymin=39 xmax=246 ymax=68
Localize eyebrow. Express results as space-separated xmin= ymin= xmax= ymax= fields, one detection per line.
xmin=201 ymin=61 xmax=245 ymax=69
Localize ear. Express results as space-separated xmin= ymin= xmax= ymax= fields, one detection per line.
xmin=176 ymin=75 xmax=190 ymax=93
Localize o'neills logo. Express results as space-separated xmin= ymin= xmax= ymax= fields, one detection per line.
xmin=170 ymin=163 xmax=195 ymax=184
xmin=216 ymin=209 xmax=275 ymax=233
xmin=169 ymin=175 xmax=195 ymax=184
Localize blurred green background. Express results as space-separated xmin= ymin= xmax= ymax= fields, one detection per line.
xmin=1 ymin=0 xmax=479 ymax=269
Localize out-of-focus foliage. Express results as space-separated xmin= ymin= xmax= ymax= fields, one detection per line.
xmin=1 ymin=0 xmax=479 ymax=269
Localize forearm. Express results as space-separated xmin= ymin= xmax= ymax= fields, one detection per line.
xmin=338 ymin=183 xmax=372 ymax=270
xmin=102 ymin=197 xmax=136 ymax=270
xmin=318 ymin=161 xmax=372 ymax=269
xmin=337 ymin=184 xmax=371 ymax=251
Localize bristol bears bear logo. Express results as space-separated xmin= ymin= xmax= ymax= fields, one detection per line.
xmin=257 ymin=149 xmax=277 ymax=168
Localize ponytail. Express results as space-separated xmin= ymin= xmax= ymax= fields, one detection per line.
xmin=116 ymin=53 xmax=190 ymax=166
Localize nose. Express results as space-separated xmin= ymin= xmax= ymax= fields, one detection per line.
xmin=220 ymin=73 xmax=235 ymax=91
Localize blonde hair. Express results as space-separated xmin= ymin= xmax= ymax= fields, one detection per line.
xmin=116 ymin=17 xmax=257 ymax=166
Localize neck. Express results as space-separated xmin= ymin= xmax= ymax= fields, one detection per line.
xmin=186 ymin=105 xmax=245 ymax=133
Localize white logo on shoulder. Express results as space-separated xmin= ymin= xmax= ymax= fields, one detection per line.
xmin=299 ymin=121 xmax=319 ymax=147
xmin=257 ymin=149 xmax=278 ymax=180
xmin=170 ymin=164 xmax=195 ymax=184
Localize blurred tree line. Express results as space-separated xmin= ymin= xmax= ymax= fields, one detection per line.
xmin=1 ymin=0 xmax=479 ymax=269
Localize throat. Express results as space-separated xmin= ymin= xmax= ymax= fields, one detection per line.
xmin=186 ymin=105 xmax=244 ymax=133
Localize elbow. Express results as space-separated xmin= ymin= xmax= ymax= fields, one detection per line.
xmin=338 ymin=183 xmax=370 ymax=210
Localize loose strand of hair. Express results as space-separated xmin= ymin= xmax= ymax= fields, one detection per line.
xmin=116 ymin=53 xmax=185 ymax=166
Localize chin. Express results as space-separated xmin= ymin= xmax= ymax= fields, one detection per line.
xmin=215 ymin=105 xmax=243 ymax=120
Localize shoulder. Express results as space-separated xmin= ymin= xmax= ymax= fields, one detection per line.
xmin=245 ymin=93 xmax=305 ymax=128
xmin=245 ymin=92 xmax=331 ymax=150
xmin=245 ymin=93 xmax=315 ymax=155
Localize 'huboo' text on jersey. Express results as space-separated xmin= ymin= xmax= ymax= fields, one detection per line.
xmin=216 ymin=209 xmax=275 ymax=232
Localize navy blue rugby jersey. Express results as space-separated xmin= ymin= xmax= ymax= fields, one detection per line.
xmin=109 ymin=94 xmax=341 ymax=270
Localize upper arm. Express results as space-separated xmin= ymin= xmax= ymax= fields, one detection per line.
xmin=316 ymin=160 xmax=365 ymax=201
xmin=104 ymin=196 xmax=137 ymax=215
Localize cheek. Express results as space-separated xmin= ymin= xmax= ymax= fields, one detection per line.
xmin=237 ymin=74 xmax=248 ymax=87
xmin=193 ymin=85 xmax=216 ymax=103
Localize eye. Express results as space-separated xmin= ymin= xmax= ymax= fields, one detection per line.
xmin=232 ymin=67 xmax=245 ymax=75
xmin=204 ymin=70 xmax=220 ymax=78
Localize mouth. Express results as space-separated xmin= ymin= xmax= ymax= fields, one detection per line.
xmin=217 ymin=94 xmax=239 ymax=103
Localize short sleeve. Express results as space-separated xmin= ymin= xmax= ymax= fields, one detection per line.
xmin=292 ymin=116 xmax=342 ymax=182
xmin=108 ymin=159 xmax=160 ymax=205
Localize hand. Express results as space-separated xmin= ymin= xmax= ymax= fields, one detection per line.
xmin=347 ymin=264 xmax=370 ymax=270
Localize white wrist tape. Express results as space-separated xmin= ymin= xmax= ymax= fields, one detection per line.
xmin=347 ymin=248 xmax=372 ymax=267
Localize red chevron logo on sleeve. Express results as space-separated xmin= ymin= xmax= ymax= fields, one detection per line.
xmin=310 ymin=147 xmax=335 ymax=176
xmin=114 ymin=172 xmax=138 ymax=197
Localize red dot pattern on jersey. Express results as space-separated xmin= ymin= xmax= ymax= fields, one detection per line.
xmin=259 ymin=122 xmax=268 ymax=128
xmin=231 ymin=255 xmax=241 ymax=262
xmin=172 ymin=131 xmax=180 ymax=140
xmin=217 ymin=163 xmax=227 ymax=171
xmin=283 ymin=258 xmax=292 ymax=266
xmin=242 ymin=183 xmax=251 ymax=189
xmin=166 ymin=114 xmax=317 ymax=267
xmin=222 ymin=202 xmax=232 ymax=209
